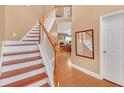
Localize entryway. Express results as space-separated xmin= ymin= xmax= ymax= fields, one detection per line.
xmin=100 ymin=10 xmax=124 ymax=86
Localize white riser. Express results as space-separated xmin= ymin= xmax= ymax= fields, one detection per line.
xmin=0 ymin=68 xmax=45 ymax=86
xmin=27 ymin=30 xmax=39 ymax=33
xmin=26 ymin=34 xmax=39 ymax=36
xmin=30 ymin=28 xmax=40 ymax=31
xmin=3 ymin=45 xmax=38 ymax=53
xmin=32 ymin=30 xmax=40 ymax=31
xmin=33 ymin=27 xmax=40 ymax=30
xmin=3 ymin=52 xmax=40 ymax=62
xmin=27 ymin=78 xmax=48 ymax=87
xmin=23 ymin=41 xmax=39 ymax=44
xmin=2 ymin=59 xmax=43 ymax=72
xmin=4 ymin=41 xmax=36 ymax=45
xmin=24 ymin=37 xmax=39 ymax=40
xmin=27 ymin=29 xmax=39 ymax=33
xmin=31 ymin=30 xmax=40 ymax=32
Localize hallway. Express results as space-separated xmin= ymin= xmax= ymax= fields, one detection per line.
xmin=58 ymin=52 xmax=119 ymax=87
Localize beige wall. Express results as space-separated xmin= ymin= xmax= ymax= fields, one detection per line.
xmin=71 ymin=5 xmax=124 ymax=74
xmin=5 ymin=5 xmax=54 ymax=40
xmin=0 ymin=6 xmax=5 ymax=54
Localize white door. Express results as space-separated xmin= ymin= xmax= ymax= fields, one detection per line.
xmin=100 ymin=11 xmax=124 ymax=86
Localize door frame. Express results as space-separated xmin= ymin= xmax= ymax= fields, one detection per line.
xmin=99 ymin=10 xmax=124 ymax=86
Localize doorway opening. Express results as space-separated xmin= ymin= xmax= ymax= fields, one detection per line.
xmin=57 ymin=22 xmax=72 ymax=53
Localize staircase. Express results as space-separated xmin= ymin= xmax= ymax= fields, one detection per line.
xmin=0 ymin=41 xmax=50 ymax=87
xmin=21 ymin=23 xmax=40 ymax=44
xmin=0 ymin=9 xmax=58 ymax=87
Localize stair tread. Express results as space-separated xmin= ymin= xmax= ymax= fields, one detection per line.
xmin=0 ymin=64 xmax=44 ymax=79
xmin=5 ymin=44 xmax=37 ymax=47
xmin=3 ymin=50 xmax=40 ymax=56
xmin=30 ymin=32 xmax=39 ymax=34
xmin=32 ymin=30 xmax=40 ymax=31
xmin=3 ymin=73 xmax=48 ymax=87
xmin=2 ymin=56 xmax=42 ymax=66
xmin=40 ymin=83 xmax=50 ymax=87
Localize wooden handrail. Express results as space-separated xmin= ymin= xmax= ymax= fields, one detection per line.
xmin=39 ymin=16 xmax=58 ymax=87
xmin=39 ymin=17 xmax=55 ymax=48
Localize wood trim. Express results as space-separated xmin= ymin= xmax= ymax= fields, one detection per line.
xmin=0 ymin=64 xmax=44 ymax=79
xmin=54 ymin=48 xmax=58 ymax=87
xmin=3 ymin=73 xmax=48 ymax=87
xmin=40 ymin=83 xmax=49 ymax=87
xmin=39 ymin=20 xmax=55 ymax=48
xmin=86 ymin=32 xmax=92 ymax=37
xmin=3 ymin=50 xmax=40 ymax=56
xmin=72 ymin=63 xmax=103 ymax=80
xmin=5 ymin=44 xmax=37 ymax=47
xmin=2 ymin=56 xmax=41 ymax=66
xmin=75 ymin=29 xmax=94 ymax=59
xmin=39 ymin=16 xmax=58 ymax=87
xmin=103 ymin=79 xmax=122 ymax=87
xmin=32 ymin=30 xmax=40 ymax=31
xmin=29 ymin=32 xmax=39 ymax=34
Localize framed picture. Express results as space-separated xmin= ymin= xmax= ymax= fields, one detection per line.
xmin=75 ymin=29 xmax=94 ymax=59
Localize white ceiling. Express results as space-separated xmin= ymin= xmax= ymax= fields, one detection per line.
xmin=57 ymin=22 xmax=71 ymax=35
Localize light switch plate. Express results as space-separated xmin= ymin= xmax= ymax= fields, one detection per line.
xmin=13 ymin=33 xmax=16 ymax=37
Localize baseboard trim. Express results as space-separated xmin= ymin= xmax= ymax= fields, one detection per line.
xmin=72 ymin=63 xmax=103 ymax=80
